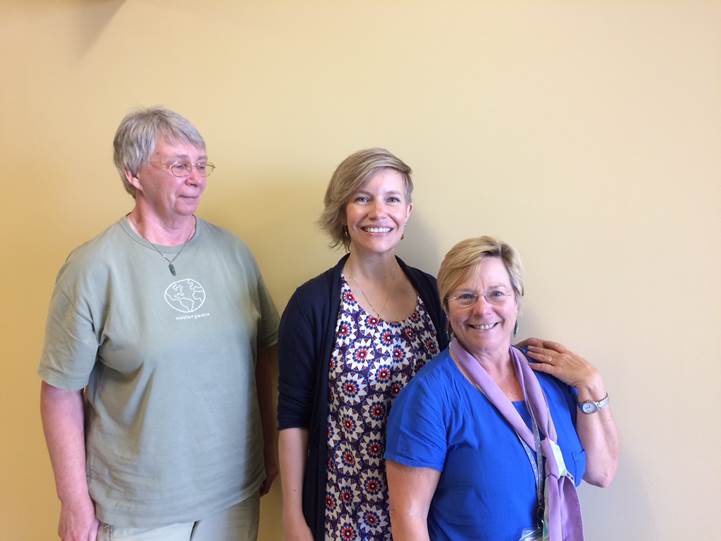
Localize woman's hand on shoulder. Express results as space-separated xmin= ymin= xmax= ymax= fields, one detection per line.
xmin=520 ymin=338 xmax=603 ymax=391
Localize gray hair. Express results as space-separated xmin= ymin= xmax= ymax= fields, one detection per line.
xmin=319 ymin=147 xmax=413 ymax=250
xmin=437 ymin=235 xmax=525 ymax=312
xmin=112 ymin=107 xmax=205 ymax=197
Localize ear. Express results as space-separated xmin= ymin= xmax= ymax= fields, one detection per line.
xmin=405 ymin=202 xmax=413 ymax=222
xmin=125 ymin=169 xmax=143 ymax=193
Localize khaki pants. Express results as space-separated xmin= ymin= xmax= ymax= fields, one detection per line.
xmin=97 ymin=494 xmax=260 ymax=541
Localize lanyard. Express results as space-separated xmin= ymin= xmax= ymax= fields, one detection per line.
xmin=517 ymin=406 xmax=545 ymax=528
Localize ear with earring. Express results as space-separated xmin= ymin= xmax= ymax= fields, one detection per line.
xmin=513 ymin=320 xmax=519 ymax=337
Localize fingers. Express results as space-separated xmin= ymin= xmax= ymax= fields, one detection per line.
xmin=260 ymin=470 xmax=278 ymax=496
xmin=527 ymin=339 xmax=567 ymax=353
xmin=260 ymin=477 xmax=271 ymax=496
xmin=525 ymin=346 xmax=555 ymax=364
xmin=514 ymin=337 xmax=543 ymax=349
xmin=529 ymin=361 xmax=557 ymax=376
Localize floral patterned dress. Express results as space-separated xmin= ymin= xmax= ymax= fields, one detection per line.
xmin=323 ymin=276 xmax=440 ymax=540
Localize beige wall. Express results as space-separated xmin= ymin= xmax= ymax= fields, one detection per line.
xmin=2 ymin=1 xmax=720 ymax=539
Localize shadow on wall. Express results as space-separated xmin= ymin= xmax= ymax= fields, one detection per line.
xmin=66 ymin=0 xmax=126 ymax=56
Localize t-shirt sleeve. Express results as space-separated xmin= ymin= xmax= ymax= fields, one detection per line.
xmin=255 ymin=271 xmax=279 ymax=350
xmin=385 ymin=373 xmax=448 ymax=472
xmin=550 ymin=377 xmax=579 ymax=427
xmin=235 ymin=240 xmax=279 ymax=351
xmin=37 ymin=269 xmax=100 ymax=391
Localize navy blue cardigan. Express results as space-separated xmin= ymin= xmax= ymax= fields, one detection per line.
xmin=277 ymin=254 xmax=449 ymax=540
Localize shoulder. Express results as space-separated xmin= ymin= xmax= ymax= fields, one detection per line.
xmin=279 ymin=259 xmax=340 ymax=334
xmin=397 ymin=257 xmax=438 ymax=289
xmin=535 ymin=372 xmax=578 ymax=416
xmin=55 ymin=220 xmax=128 ymax=282
xmin=396 ymin=349 xmax=456 ymax=404
xmin=387 ymin=349 xmax=456 ymax=465
xmin=416 ymin=349 xmax=458 ymax=387
xmin=198 ymin=219 xmax=250 ymax=253
xmin=197 ymin=219 xmax=264 ymax=272
xmin=514 ymin=347 xmax=574 ymax=403
xmin=286 ymin=256 xmax=347 ymax=306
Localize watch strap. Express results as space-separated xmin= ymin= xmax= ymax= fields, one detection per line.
xmin=578 ymin=393 xmax=609 ymax=414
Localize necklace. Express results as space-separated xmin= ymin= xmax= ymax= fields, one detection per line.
xmin=346 ymin=268 xmax=396 ymax=320
xmin=133 ymin=216 xmax=196 ymax=276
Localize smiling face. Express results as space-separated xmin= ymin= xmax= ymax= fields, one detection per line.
xmin=447 ymin=256 xmax=519 ymax=359
xmin=127 ymin=138 xmax=208 ymax=223
xmin=344 ymin=168 xmax=412 ymax=257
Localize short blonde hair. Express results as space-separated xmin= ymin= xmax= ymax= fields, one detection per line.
xmin=437 ymin=235 xmax=524 ymax=312
xmin=319 ymin=148 xmax=413 ymax=250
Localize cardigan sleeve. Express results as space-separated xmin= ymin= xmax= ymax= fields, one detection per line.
xmin=277 ymin=287 xmax=320 ymax=430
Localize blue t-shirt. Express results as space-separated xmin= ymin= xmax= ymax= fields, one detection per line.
xmin=385 ymin=349 xmax=586 ymax=541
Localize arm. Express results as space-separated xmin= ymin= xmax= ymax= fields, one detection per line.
xmin=279 ymin=428 xmax=313 ymax=541
xmin=40 ymin=382 xmax=99 ymax=541
xmin=276 ymin=277 xmax=337 ymax=540
xmin=386 ymin=461 xmax=440 ymax=541
xmin=256 ymin=345 xmax=279 ymax=496
xmin=523 ymin=338 xmax=619 ymax=487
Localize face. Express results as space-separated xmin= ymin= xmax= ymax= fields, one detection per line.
xmin=127 ymin=138 xmax=208 ymax=221
xmin=344 ymin=168 xmax=412 ymax=256
xmin=447 ymin=257 xmax=519 ymax=358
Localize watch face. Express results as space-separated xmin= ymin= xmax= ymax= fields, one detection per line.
xmin=581 ymin=401 xmax=597 ymax=414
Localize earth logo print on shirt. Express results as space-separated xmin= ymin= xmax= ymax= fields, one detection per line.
xmin=164 ymin=279 xmax=206 ymax=313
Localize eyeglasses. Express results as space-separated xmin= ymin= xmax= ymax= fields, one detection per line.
xmin=152 ymin=161 xmax=216 ymax=178
xmin=169 ymin=161 xmax=215 ymax=178
xmin=447 ymin=288 xmax=514 ymax=307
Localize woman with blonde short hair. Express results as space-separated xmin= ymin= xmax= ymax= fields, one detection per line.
xmin=277 ymin=148 xmax=449 ymax=540
xmin=385 ymin=236 xmax=619 ymax=541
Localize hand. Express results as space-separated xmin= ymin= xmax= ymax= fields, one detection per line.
xmin=58 ymin=495 xmax=99 ymax=541
xmin=523 ymin=338 xmax=603 ymax=393
xmin=259 ymin=455 xmax=279 ymax=496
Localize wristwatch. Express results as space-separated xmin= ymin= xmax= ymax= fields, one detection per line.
xmin=577 ymin=393 xmax=609 ymax=414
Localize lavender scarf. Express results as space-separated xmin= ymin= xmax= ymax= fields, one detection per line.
xmin=449 ymin=338 xmax=584 ymax=541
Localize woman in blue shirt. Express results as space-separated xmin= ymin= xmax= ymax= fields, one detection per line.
xmin=385 ymin=236 xmax=619 ymax=541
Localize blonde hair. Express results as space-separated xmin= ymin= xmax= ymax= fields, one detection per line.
xmin=437 ymin=235 xmax=524 ymax=312
xmin=318 ymin=148 xmax=413 ymax=250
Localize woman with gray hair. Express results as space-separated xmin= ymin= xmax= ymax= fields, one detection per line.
xmin=38 ymin=107 xmax=279 ymax=541
xmin=385 ymin=236 xmax=619 ymax=541
xmin=277 ymin=148 xmax=449 ymax=540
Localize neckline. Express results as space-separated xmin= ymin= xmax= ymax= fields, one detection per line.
xmin=121 ymin=216 xmax=201 ymax=253
xmin=340 ymin=274 xmax=420 ymax=325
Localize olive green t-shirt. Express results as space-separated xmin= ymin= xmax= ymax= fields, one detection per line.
xmin=39 ymin=217 xmax=279 ymax=527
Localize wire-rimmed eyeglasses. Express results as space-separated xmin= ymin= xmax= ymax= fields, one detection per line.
xmin=151 ymin=161 xmax=216 ymax=178
xmin=447 ymin=288 xmax=514 ymax=307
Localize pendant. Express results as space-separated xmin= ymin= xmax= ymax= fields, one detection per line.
xmin=169 ymin=263 xmax=176 ymax=276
